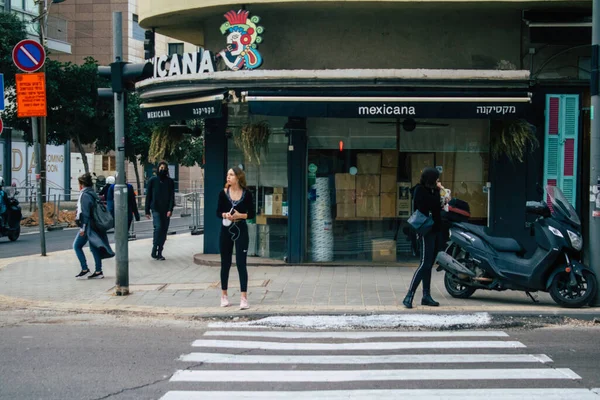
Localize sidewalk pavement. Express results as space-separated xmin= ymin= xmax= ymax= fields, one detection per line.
xmin=0 ymin=234 xmax=597 ymax=318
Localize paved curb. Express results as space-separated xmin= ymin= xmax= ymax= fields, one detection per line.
xmin=1 ymin=294 xmax=598 ymax=321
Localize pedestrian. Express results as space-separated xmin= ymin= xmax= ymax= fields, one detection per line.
xmin=403 ymin=167 xmax=445 ymax=308
xmin=99 ymin=175 xmax=115 ymax=205
xmin=74 ymin=173 xmax=115 ymax=280
xmin=217 ymin=167 xmax=255 ymax=310
xmin=107 ymin=176 xmax=140 ymax=230
xmin=145 ymin=161 xmax=175 ymax=260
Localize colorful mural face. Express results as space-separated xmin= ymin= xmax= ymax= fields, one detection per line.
xmin=218 ymin=10 xmax=264 ymax=71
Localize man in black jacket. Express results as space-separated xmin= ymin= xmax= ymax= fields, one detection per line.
xmin=145 ymin=161 xmax=175 ymax=260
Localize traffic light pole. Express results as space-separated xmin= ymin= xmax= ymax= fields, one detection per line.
xmin=112 ymin=12 xmax=129 ymax=296
xmin=590 ymin=0 xmax=600 ymax=305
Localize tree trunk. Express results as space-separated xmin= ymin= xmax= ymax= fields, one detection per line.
xmin=73 ymin=135 xmax=89 ymax=174
xmin=133 ymin=157 xmax=143 ymax=209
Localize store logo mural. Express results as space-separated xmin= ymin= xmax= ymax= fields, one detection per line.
xmin=218 ymin=10 xmax=264 ymax=71
xmin=151 ymin=9 xmax=264 ymax=79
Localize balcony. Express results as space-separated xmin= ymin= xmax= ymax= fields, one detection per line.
xmin=46 ymin=15 xmax=71 ymax=54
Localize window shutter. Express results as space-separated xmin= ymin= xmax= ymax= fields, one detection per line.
xmin=543 ymin=94 xmax=579 ymax=207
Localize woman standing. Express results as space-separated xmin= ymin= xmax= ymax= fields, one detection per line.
xmin=403 ymin=167 xmax=445 ymax=308
xmin=74 ymin=173 xmax=115 ymax=279
xmin=216 ymin=167 xmax=255 ymax=309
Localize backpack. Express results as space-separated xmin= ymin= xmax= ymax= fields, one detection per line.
xmin=87 ymin=191 xmax=114 ymax=233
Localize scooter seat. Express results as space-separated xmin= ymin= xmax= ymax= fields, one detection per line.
xmin=455 ymin=223 xmax=523 ymax=253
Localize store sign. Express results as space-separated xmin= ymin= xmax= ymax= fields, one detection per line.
xmin=249 ymin=100 xmax=530 ymax=119
xmin=150 ymin=9 xmax=264 ymax=79
xmin=152 ymin=50 xmax=216 ymax=78
xmin=140 ymin=100 xmax=222 ymax=122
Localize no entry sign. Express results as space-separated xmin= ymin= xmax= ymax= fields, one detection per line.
xmin=12 ymin=40 xmax=46 ymax=73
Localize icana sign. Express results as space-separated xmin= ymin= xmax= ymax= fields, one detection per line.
xmin=150 ymin=9 xmax=264 ymax=79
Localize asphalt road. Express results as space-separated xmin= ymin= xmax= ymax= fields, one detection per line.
xmin=0 ymin=310 xmax=598 ymax=400
xmin=0 ymin=215 xmax=197 ymax=259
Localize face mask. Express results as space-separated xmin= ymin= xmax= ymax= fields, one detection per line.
xmin=158 ymin=170 xmax=167 ymax=177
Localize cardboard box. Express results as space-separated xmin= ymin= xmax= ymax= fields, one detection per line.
xmin=397 ymin=182 xmax=412 ymax=218
xmin=273 ymin=187 xmax=284 ymax=194
xmin=372 ymin=239 xmax=396 ymax=262
xmin=380 ymin=174 xmax=397 ymax=193
xmin=273 ymin=193 xmax=283 ymax=204
xmin=411 ymin=153 xmax=435 ymax=185
xmin=255 ymin=214 xmax=267 ymax=225
xmin=356 ymin=175 xmax=380 ymax=196
xmin=335 ymin=173 xmax=356 ymax=190
xmin=336 ymin=190 xmax=356 ymax=204
xmin=356 ymin=196 xmax=380 ymax=218
xmin=357 ymin=153 xmax=382 ymax=175
xmin=381 ymin=167 xmax=397 ymax=176
xmin=336 ymin=203 xmax=356 ymax=218
xmin=381 ymin=150 xmax=399 ymax=168
xmin=380 ymin=192 xmax=396 ymax=217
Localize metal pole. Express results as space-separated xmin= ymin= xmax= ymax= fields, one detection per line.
xmin=2 ymin=128 xmax=11 ymax=187
xmin=38 ymin=0 xmax=47 ymax=204
xmin=31 ymin=118 xmax=46 ymax=255
xmin=590 ymin=0 xmax=600 ymax=305
xmin=112 ymin=12 xmax=129 ymax=296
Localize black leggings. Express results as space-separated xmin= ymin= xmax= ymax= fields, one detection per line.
xmin=220 ymin=221 xmax=249 ymax=292
xmin=408 ymin=231 xmax=442 ymax=294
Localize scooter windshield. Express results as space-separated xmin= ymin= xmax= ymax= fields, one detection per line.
xmin=546 ymin=185 xmax=581 ymax=227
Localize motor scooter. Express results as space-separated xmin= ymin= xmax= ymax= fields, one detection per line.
xmin=0 ymin=189 xmax=22 ymax=242
xmin=436 ymin=185 xmax=597 ymax=308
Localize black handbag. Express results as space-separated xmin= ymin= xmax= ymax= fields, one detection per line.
xmin=407 ymin=209 xmax=433 ymax=235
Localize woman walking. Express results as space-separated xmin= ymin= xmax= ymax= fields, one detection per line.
xmin=216 ymin=167 xmax=255 ymax=309
xmin=403 ymin=167 xmax=445 ymax=308
xmin=74 ymin=173 xmax=115 ymax=279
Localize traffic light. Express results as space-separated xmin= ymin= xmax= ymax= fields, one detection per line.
xmin=97 ymin=61 xmax=153 ymax=98
xmin=144 ymin=29 xmax=155 ymax=60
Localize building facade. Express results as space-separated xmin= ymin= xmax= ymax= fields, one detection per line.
xmin=137 ymin=1 xmax=591 ymax=264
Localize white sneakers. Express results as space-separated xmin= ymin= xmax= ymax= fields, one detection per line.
xmin=220 ymin=295 xmax=230 ymax=307
xmin=220 ymin=294 xmax=249 ymax=310
xmin=240 ymin=297 xmax=249 ymax=310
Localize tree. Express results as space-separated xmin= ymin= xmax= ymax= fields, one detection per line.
xmin=0 ymin=12 xmax=27 ymax=88
xmin=96 ymin=92 xmax=153 ymax=199
xmin=4 ymin=57 xmax=110 ymax=173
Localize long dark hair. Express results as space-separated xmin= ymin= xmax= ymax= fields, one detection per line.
xmin=420 ymin=167 xmax=440 ymax=189
xmin=225 ymin=167 xmax=247 ymax=189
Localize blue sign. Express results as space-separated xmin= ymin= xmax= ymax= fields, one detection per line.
xmin=12 ymin=39 xmax=46 ymax=73
xmin=0 ymin=73 xmax=4 ymax=111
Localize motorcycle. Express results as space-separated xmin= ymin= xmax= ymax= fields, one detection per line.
xmin=0 ymin=189 xmax=22 ymax=242
xmin=436 ymin=185 xmax=597 ymax=308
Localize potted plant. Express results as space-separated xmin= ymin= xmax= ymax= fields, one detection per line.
xmin=233 ymin=120 xmax=271 ymax=164
xmin=490 ymin=119 xmax=539 ymax=163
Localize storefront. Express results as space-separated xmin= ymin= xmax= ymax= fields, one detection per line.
xmin=137 ymin=4 xmax=587 ymax=264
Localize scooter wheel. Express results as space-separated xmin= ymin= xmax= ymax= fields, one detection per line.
xmin=549 ymin=270 xmax=597 ymax=308
xmin=444 ymin=272 xmax=477 ymax=299
xmin=7 ymin=226 xmax=20 ymax=242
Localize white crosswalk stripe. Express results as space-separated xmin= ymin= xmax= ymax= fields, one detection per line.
xmin=159 ymin=328 xmax=599 ymax=399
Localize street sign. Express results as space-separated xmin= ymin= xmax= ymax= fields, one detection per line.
xmin=0 ymin=73 xmax=4 ymax=111
xmin=12 ymin=39 xmax=46 ymax=73
xmin=16 ymin=73 xmax=47 ymax=118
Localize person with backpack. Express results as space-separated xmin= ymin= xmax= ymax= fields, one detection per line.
xmin=74 ymin=173 xmax=115 ymax=280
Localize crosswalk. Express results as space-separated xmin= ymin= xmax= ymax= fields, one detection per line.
xmin=160 ymin=328 xmax=600 ymax=400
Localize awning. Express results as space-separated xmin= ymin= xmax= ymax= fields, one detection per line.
xmin=140 ymin=93 xmax=224 ymax=122
xmin=245 ymin=90 xmax=532 ymax=119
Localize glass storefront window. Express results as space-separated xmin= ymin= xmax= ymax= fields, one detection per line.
xmin=227 ymin=106 xmax=288 ymax=260
xmin=307 ymin=118 xmax=490 ymax=263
